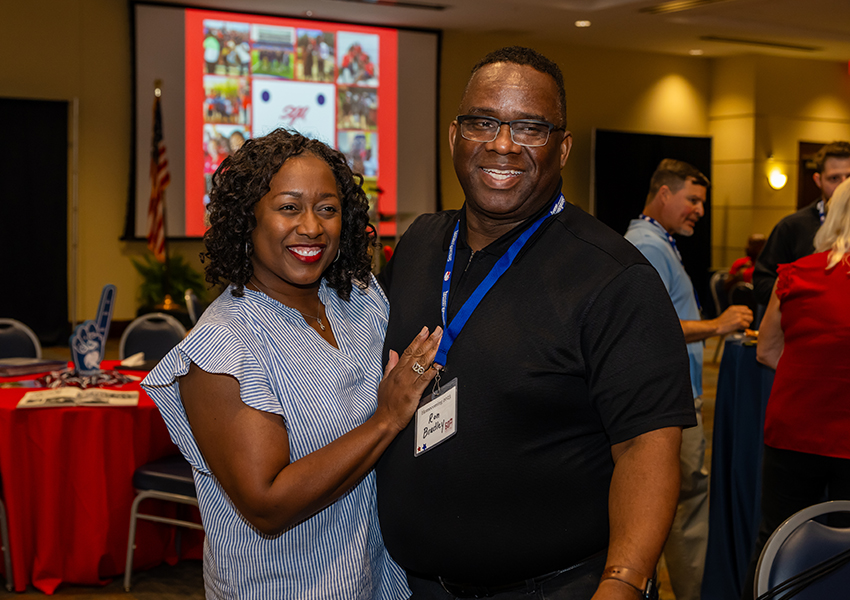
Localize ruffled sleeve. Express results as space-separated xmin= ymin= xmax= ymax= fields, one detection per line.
xmin=141 ymin=321 xmax=280 ymax=475
xmin=775 ymin=261 xmax=796 ymax=302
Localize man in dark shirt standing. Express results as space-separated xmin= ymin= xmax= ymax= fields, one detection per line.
xmin=753 ymin=141 xmax=850 ymax=306
xmin=376 ymin=46 xmax=696 ymax=600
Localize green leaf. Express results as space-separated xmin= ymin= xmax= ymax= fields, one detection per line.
xmin=131 ymin=254 xmax=206 ymax=309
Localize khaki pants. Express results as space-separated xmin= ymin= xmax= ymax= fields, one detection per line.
xmin=663 ymin=396 xmax=709 ymax=600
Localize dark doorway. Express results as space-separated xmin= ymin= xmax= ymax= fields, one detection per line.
xmin=593 ymin=130 xmax=714 ymax=316
xmin=0 ymin=98 xmax=69 ymax=346
xmin=797 ymin=141 xmax=825 ymax=210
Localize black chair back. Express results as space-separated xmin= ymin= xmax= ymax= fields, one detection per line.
xmin=0 ymin=319 xmax=41 ymax=359
xmin=709 ymin=271 xmax=730 ymax=318
xmin=124 ymin=453 xmax=200 ymax=591
xmin=756 ymin=500 xmax=850 ymax=599
xmin=119 ymin=313 xmax=187 ymax=362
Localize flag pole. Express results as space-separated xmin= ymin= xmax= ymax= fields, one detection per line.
xmin=147 ymin=79 xmax=175 ymax=310
xmin=157 ymin=82 xmax=173 ymax=309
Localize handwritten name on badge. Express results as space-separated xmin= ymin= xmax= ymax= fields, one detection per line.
xmin=414 ymin=379 xmax=457 ymax=457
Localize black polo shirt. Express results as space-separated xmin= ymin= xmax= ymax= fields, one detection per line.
xmin=753 ymin=200 xmax=822 ymax=306
xmin=376 ymin=196 xmax=694 ymax=585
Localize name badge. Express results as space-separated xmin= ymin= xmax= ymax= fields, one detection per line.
xmin=414 ymin=377 xmax=458 ymax=457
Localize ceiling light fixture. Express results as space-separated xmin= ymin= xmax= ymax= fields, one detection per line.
xmin=639 ymin=0 xmax=733 ymax=15
xmin=575 ymin=20 xmax=591 ymax=28
xmin=699 ymin=35 xmax=819 ymax=52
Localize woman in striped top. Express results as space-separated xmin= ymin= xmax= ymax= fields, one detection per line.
xmin=143 ymin=129 xmax=441 ymax=599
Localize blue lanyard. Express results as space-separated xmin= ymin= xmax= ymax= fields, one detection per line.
xmin=639 ymin=214 xmax=683 ymax=262
xmin=434 ymin=194 xmax=565 ymax=367
xmin=638 ymin=214 xmax=702 ymax=312
xmin=817 ymin=199 xmax=826 ymax=224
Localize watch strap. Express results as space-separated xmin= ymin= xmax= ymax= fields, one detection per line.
xmin=601 ymin=565 xmax=654 ymax=598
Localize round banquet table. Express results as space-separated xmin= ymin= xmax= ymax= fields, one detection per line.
xmin=0 ymin=361 xmax=202 ymax=594
xmin=701 ymin=336 xmax=774 ymax=600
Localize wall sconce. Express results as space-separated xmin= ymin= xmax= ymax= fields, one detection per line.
xmin=766 ymin=154 xmax=788 ymax=190
xmin=768 ymin=167 xmax=787 ymax=190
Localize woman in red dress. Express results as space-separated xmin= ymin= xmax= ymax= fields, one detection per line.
xmin=741 ymin=177 xmax=850 ymax=599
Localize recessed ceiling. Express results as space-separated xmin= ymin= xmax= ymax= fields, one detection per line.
xmin=144 ymin=0 xmax=850 ymax=61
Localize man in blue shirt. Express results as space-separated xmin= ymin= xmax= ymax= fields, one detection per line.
xmin=625 ymin=159 xmax=753 ymax=600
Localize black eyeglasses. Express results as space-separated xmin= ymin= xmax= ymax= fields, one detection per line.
xmin=456 ymin=115 xmax=564 ymax=147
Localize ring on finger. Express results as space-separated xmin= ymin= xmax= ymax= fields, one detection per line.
xmin=412 ymin=361 xmax=427 ymax=375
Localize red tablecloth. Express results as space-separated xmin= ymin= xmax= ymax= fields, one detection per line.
xmin=0 ymin=362 xmax=203 ymax=594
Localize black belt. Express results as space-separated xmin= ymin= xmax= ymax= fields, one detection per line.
xmin=429 ymin=550 xmax=606 ymax=598
xmin=436 ymin=569 xmax=562 ymax=598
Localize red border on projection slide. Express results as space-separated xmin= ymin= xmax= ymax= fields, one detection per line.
xmin=184 ymin=9 xmax=398 ymax=238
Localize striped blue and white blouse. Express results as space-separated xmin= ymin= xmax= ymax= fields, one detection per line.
xmin=142 ymin=275 xmax=410 ymax=600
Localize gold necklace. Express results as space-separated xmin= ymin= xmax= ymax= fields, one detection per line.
xmin=250 ymin=278 xmax=326 ymax=331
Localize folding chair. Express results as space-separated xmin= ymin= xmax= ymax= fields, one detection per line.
xmin=0 ymin=318 xmax=41 ymax=359
xmin=708 ymin=271 xmax=731 ymax=362
xmin=119 ymin=313 xmax=187 ymax=362
xmin=124 ymin=454 xmax=202 ymax=591
xmin=755 ymin=500 xmax=850 ymax=599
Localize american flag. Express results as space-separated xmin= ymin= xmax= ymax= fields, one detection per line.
xmin=147 ymin=94 xmax=170 ymax=262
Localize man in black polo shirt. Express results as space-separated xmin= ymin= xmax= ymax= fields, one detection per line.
xmin=376 ymin=46 xmax=695 ymax=600
xmin=753 ymin=140 xmax=850 ymax=307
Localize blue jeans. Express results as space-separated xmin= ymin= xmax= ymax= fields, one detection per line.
xmin=407 ymin=551 xmax=607 ymax=600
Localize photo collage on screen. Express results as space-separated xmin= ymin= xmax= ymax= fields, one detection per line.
xmin=336 ymin=31 xmax=380 ymax=225
xmin=202 ymin=20 xmax=252 ymax=206
xmin=201 ymin=19 xmax=382 ymax=225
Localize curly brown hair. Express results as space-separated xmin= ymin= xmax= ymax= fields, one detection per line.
xmin=202 ymin=128 xmax=376 ymax=301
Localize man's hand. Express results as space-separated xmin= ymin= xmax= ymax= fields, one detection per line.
xmin=713 ymin=305 xmax=753 ymax=336
xmin=681 ymin=304 xmax=753 ymax=343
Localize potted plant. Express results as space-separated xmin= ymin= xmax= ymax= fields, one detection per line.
xmin=131 ymin=254 xmax=207 ymax=323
